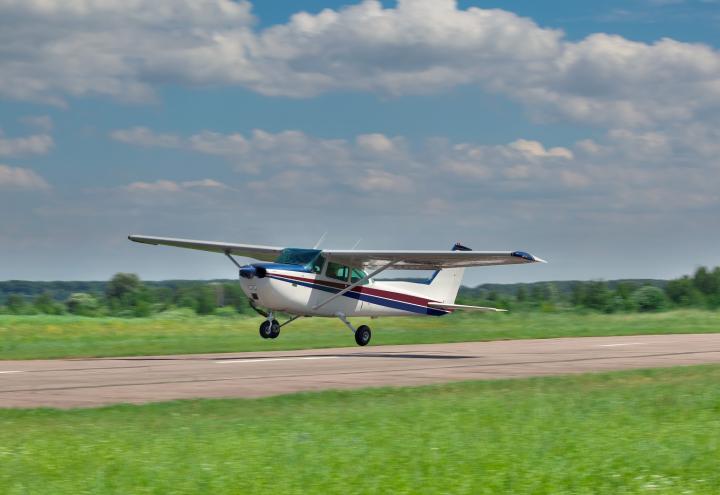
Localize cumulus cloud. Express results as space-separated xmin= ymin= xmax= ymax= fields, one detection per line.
xmin=0 ymin=130 xmax=54 ymax=156
xmin=111 ymin=127 xmax=404 ymax=174
xmin=0 ymin=0 xmax=254 ymax=105
xmin=109 ymin=125 xmax=716 ymax=215
xmin=355 ymin=169 xmax=413 ymax=193
xmin=111 ymin=123 xmax=720 ymax=217
xmin=124 ymin=178 xmax=228 ymax=193
xmin=1 ymin=0 xmax=719 ymax=128
xmin=0 ymin=164 xmax=50 ymax=190
xmin=509 ymin=140 xmax=574 ymax=160
xmin=110 ymin=127 xmax=181 ymax=148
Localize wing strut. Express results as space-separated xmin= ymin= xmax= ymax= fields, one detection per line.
xmin=312 ymin=260 xmax=399 ymax=311
xmin=225 ymin=250 xmax=243 ymax=270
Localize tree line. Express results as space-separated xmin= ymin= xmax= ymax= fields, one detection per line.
xmin=458 ymin=266 xmax=720 ymax=313
xmin=1 ymin=266 xmax=719 ymax=317
xmin=0 ymin=274 xmax=254 ymax=317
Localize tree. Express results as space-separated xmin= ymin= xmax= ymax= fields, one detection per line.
xmin=6 ymin=294 xmax=26 ymax=314
xmin=583 ymin=281 xmax=612 ymax=312
xmin=515 ymin=286 xmax=527 ymax=303
xmin=106 ymin=273 xmax=142 ymax=300
xmin=223 ymin=283 xmax=251 ymax=313
xmin=570 ymin=283 xmax=586 ymax=307
xmin=33 ymin=291 xmax=63 ymax=315
xmin=693 ymin=267 xmax=719 ymax=296
xmin=195 ymin=286 xmax=217 ymax=315
xmin=665 ymin=277 xmax=702 ymax=307
xmin=530 ymin=284 xmax=546 ymax=303
xmin=612 ymin=282 xmax=639 ymax=311
xmin=106 ymin=273 xmax=151 ymax=316
xmin=631 ymin=286 xmax=666 ymax=312
xmin=66 ymin=293 xmax=100 ymax=316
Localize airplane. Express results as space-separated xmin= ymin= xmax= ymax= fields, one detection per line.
xmin=128 ymin=235 xmax=546 ymax=346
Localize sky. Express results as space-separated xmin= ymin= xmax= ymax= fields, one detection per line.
xmin=1 ymin=0 xmax=719 ymax=286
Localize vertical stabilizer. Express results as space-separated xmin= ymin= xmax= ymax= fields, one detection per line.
xmin=426 ymin=243 xmax=470 ymax=303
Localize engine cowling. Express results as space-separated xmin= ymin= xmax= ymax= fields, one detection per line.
xmin=239 ymin=264 xmax=267 ymax=279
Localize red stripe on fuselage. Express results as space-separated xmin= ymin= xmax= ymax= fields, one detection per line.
xmin=270 ymin=272 xmax=436 ymax=307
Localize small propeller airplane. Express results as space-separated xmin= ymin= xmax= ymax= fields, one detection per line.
xmin=129 ymin=235 xmax=546 ymax=346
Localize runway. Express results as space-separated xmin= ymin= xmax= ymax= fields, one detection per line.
xmin=2 ymin=333 xmax=720 ymax=409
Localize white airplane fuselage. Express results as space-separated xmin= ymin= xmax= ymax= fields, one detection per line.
xmin=238 ymin=263 xmax=451 ymax=318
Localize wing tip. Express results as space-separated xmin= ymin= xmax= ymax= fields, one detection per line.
xmin=511 ymin=251 xmax=548 ymax=264
xmin=128 ymin=234 xmax=158 ymax=245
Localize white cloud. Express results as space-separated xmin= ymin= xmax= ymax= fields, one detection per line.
xmin=111 ymin=126 xmax=588 ymax=210
xmin=0 ymin=164 xmax=50 ymax=190
xmin=110 ymin=124 xmax=720 ymax=217
xmin=109 ymin=127 xmax=180 ymax=148
xmin=124 ymin=178 xmax=228 ymax=193
xmin=355 ymin=169 xmax=413 ymax=193
xmin=508 ymin=140 xmax=574 ymax=160
xmin=0 ymin=0 xmax=254 ymax=105
xmin=125 ymin=179 xmax=182 ymax=193
xmin=356 ymin=134 xmax=396 ymax=153
xmin=2 ymin=0 xmax=719 ymax=128
xmin=0 ymin=130 xmax=54 ymax=156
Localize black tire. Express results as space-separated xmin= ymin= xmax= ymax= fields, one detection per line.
xmin=259 ymin=320 xmax=273 ymax=339
xmin=355 ymin=325 xmax=371 ymax=346
xmin=269 ymin=320 xmax=281 ymax=339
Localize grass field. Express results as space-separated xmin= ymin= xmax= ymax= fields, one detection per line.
xmin=1 ymin=309 xmax=719 ymax=360
xmin=0 ymin=365 xmax=718 ymax=494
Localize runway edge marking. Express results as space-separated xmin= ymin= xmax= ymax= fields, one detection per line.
xmin=215 ymin=356 xmax=341 ymax=364
xmin=597 ymin=343 xmax=645 ymax=347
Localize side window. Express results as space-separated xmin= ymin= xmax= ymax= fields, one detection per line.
xmin=351 ymin=268 xmax=368 ymax=285
xmin=326 ymin=261 xmax=349 ymax=282
xmin=311 ymin=255 xmax=325 ymax=274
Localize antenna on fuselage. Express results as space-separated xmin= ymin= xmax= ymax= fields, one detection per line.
xmin=313 ymin=232 xmax=328 ymax=249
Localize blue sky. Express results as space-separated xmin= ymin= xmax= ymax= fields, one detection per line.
xmin=1 ymin=0 xmax=719 ymax=284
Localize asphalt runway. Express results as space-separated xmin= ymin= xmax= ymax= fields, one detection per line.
xmin=2 ymin=333 xmax=720 ymax=409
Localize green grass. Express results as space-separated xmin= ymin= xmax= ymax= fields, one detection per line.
xmin=1 ymin=309 xmax=720 ymax=360
xmin=1 ymin=365 xmax=719 ymax=494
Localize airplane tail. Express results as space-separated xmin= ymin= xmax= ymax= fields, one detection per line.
xmin=425 ymin=243 xmax=470 ymax=303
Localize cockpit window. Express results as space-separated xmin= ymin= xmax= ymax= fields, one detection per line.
xmin=311 ymin=255 xmax=325 ymax=274
xmin=351 ymin=268 xmax=368 ymax=285
xmin=326 ymin=261 xmax=349 ymax=282
xmin=274 ymin=248 xmax=322 ymax=267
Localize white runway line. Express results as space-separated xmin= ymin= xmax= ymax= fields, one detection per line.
xmin=0 ymin=370 xmax=24 ymax=374
xmin=215 ymin=356 xmax=341 ymax=364
xmin=597 ymin=343 xmax=645 ymax=347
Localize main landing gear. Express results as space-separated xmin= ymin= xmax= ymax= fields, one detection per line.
xmin=259 ymin=319 xmax=280 ymax=339
xmin=337 ymin=312 xmax=372 ymax=346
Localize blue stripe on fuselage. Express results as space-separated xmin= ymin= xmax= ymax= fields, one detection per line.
xmin=268 ymin=273 xmax=449 ymax=316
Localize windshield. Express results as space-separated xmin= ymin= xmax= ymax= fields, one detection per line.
xmin=274 ymin=248 xmax=322 ymax=267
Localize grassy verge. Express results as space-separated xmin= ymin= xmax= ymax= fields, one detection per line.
xmin=1 ymin=309 xmax=719 ymax=360
xmin=1 ymin=365 xmax=720 ymax=494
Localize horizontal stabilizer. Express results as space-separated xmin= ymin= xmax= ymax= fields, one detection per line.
xmin=427 ymin=302 xmax=508 ymax=312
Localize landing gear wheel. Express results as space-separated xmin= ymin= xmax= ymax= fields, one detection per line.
xmin=355 ymin=325 xmax=371 ymax=346
xmin=269 ymin=320 xmax=280 ymax=339
xmin=259 ymin=320 xmax=273 ymax=339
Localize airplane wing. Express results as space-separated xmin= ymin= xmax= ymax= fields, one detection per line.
xmin=322 ymin=249 xmax=546 ymax=270
xmin=128 ymin=235 xmax=284 ymax=262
